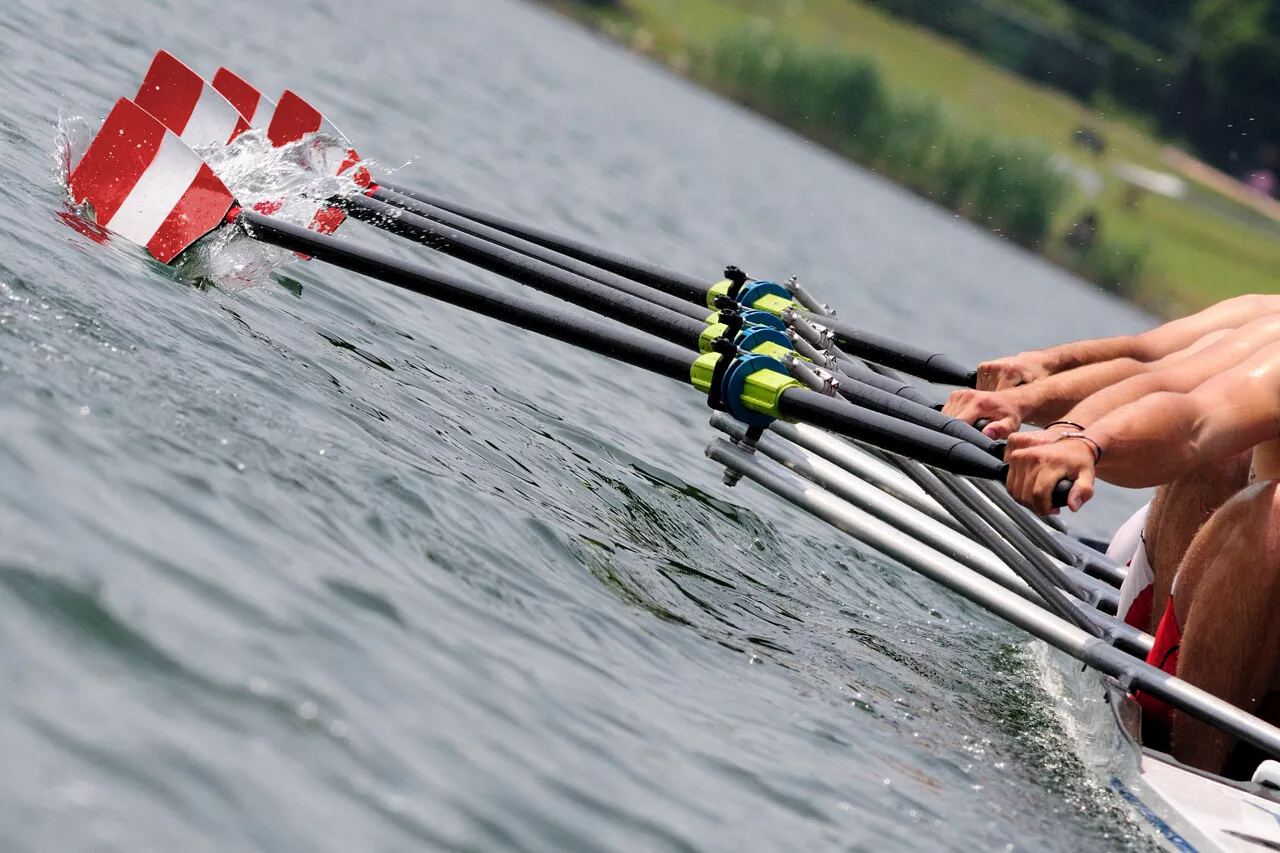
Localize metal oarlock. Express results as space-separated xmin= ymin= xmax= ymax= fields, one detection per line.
xmin=783 ymin=354 xmax=840 ymax=396
xmin=786 ymin=329 xmax=839 ymax=369
xmin=783 ymin=276 xmax=836 ymax=318
xmin=781 ymin=308 xmax=835 ymax=350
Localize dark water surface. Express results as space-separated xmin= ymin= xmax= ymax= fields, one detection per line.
xmin=0 ymin=1 xmax=1162 ymax=850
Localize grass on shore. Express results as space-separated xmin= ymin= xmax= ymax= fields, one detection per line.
xmin=547 ymin=0 xmax=1280 ymax=316
xmin=700 ymin=27 xmax=1072 ymax=248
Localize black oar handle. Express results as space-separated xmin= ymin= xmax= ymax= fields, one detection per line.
xmin=811 ymin=314 xmax=978 ymax=387
xmin=979 ymin=421 xmax=1073 ymax=508
xmin=995 ymin=459 xmax=1074 ymax=510
xmin=978 ymin=420 xmax=1072 ymax=509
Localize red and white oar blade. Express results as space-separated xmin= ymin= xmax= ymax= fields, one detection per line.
xmin=267 ymin=90 xmax=367 ymax=180
xmin=268 ymin=89 xmax=366 ymax=183
xmin=68 ymin=98 xmax=235 ymax=263
xmin=266 ymin=89 xmax=349 ymax=147
xmin=264 ymin=90 xmax=370 ymax=234
xmin=211 ymin=67 xmax=277 ymax=129
xmin=134 ymin=50 xmax=250 ymax=148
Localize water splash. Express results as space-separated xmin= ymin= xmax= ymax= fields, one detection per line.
xmin=55 ymin=116 xmax=377 ymax=288
xmin=185 ymin=129 xmax=375 ymax=286
xmin=53 ymin=113 xmax=94 ymax=193
xmin=200 ymin=129 xmax=368 ymax=226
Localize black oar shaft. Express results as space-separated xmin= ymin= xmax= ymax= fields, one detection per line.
xmin=833 ymin=377 xmax=1000 ymax=456
xmin=817 ymin=317 xmax=978 ymax=387
xmin=375 ymin=181 xmax=710 ymax=303
xmin=238 ymin=210 xmax=695 ymax=382
xmin=835 ymin=356 xmax=938 ymax=408
xmin=340 ymin=194 xmax=708 ymax=351
xmin=350 ymin=197 xmax=998 ymax=454
xmin=368 ymin=187 xmax=710 ymax=322
xmin=240 ymin=212 xmax=1021 ymax=480
xmin=779 ymin=390 xmax=1006 ymax=479
xmin=376 ymin=184 xmax=979 ymax=387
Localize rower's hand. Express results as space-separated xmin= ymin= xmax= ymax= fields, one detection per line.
xmin=1005 ymin=422 xmax=1078 ymax=451
xmin=976 ymin=351 xmax=1053 ymax=391
xmin=942 ymin=389 xmax=1024 ymax=439
xmin=1006 ymin=438 xmax=1096 ymax=516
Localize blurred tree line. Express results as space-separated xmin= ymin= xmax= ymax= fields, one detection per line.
xmin=862 ymin=0 xmax=1279 ymax=177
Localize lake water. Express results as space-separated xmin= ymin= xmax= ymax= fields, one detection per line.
xmin=0 ymin=0 xmax=1160 ymax=850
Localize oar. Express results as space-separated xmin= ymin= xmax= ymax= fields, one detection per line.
xmin=155 ymin=60 xmax=977 ymax=396
xmin=373 ymin=185 xmax=980 ymax=387
xmin=148 ymin=62 xmax=984 ymax=448
xmin=65 ymin=97 xmax=1042 ymax=490
xmin=133 ymin=50 xmax=250 ymax=147
xmin=338 ymin=192 xmax=1003 ymax=453
xmin=112 ymin=58 xmax=996 ymax=452
xmin=187 ymin=63 xmax=977 ymax=388
xmin=127 ymin=50 xmax=349 ymax=236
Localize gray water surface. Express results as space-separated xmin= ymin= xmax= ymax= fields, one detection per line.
xmin=1 ymin=1 xmax=1159 ymax=850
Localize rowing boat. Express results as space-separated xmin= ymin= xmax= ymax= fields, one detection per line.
xmin=61 ymin=49 xmax=1280 ymax=852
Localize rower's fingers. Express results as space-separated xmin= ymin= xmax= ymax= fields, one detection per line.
xmin=1006 ymin=429 xmax=1056 ymax=451
xmin=976 ymin=363 xmax=995 ymax=391
xmin=984 ymin=415 xmax=1018 ymax=440
xmin=940 ymin=388 xmax=975 ymax=417
xmin=991 ymin=370 xmax=1024 ymax=392
xmin=1005 ymin=449 xmax=1030 ymax=507
xmin=1069 ymin=467 xmax=1095 ymax=512
xmin=1032 ymin=464 xmax=1065 ymax=516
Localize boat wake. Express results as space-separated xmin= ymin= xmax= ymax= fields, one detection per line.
xmin=1032 ymin=642 xmax=1163 ymax=851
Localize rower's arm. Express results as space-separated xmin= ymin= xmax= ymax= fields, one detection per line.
xmin=1125 ymin=294 xmax=1280 ymax=361
xmin=944 ymin=355 xmax=1150 ymax=437
xmin=1064 ymin=315 xmax=1280 ymax=427
xmin=1089 ymin=343 xmax=1280 ymax=488
xmin=978 ymin=294 xmax=1280 ymax=389
xmin=1005 ymin=357 xmax=1148 ymax=426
